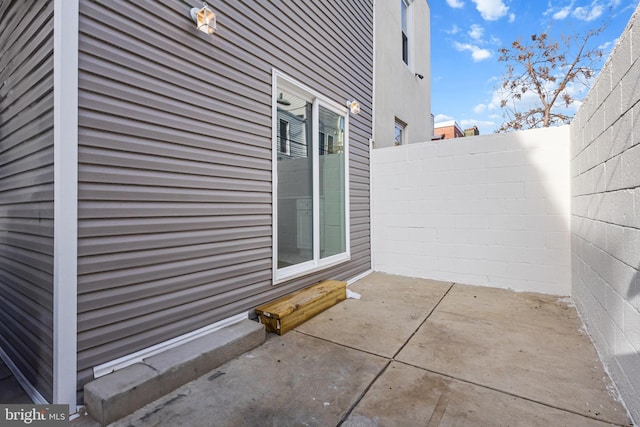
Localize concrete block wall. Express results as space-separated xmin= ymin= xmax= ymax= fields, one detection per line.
xmin=570 ymin=6 xmax=640 ymax=422
xmin=372 ymin=126 xmax=571 ymax=295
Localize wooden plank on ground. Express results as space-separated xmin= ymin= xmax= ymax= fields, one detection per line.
xmin=255 ymin=280 xmax=346 ymax=335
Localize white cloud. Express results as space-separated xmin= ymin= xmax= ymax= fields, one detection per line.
xmin=454 ymin=42 xmax=492 ymax=61
xmin=598 ymin=38 xmax=617 ymax=50
xmin=447 ymin=0 xmax=465 ymax=8
xmin=552 ymin=4 xmax=573 ymax=20
xmin=434 ymin=114 xmax=454 ymax=122
xmin=473 ymin=104 xmax=487 ymax=114
xmin=446 ymin=24 xmax=461 ymax=35
xmin=508 ymin=13 xmax=516 ymax=23
xmin=471 ymin=0 xmax=509 ymax=21
xmin=573 ymin=3 xmax=604 ymax=21
xmin=468 ymin=24 xmax=485 ymax=41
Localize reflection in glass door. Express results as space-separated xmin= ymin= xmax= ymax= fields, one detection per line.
xmin=273 ymin=73 xmax=350 ymax=282
xmin=276 ymin=89 xmax=313 ymax=268
xmin=319 ymin=106 xmax=346 ymax=259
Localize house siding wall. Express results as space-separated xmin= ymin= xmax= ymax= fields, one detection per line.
xmin=76 ymin=0 xmax=372 ymax=395
xmin=570 ymin=6 xmax=640 ymax=422
xmin=0 ymin=0 xmax=55 ymax=402
xmin=372 ymin=126 xmax=571 ymax=295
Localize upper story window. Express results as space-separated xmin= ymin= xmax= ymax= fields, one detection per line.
xmin=401 ymin=0 xmax=409 ymax=65
xmin=394 ymin=118 xmax=406 ymax=146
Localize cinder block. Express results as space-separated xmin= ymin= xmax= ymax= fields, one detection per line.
xmin=371 ymin=146 xmax=407 ymax=164
xmin=613 ymin=330 xmax=640 ymax=422
xmin=592 ymin=105 xmax=607 ymax=139
xmin=604 ymin=82 xmax=622 ymax=129
xmin=525 ymin=215 xmax=567 ymax=232
xmin=613 ymin=29 xmax=633 ymax=82
xmin=620 ymin=52 xmax=639 ymax=115
xmin=597 ymin=62 xmax=613 ymax=106
xmin=614 ymin=326 xmax=640 ymax=395
xmin=623 ymin=299 xmax=640 ymax=352
xmin=486 ymin=182 xmax=525 ymax=199
xmin=606 ymin=252 xmax=638 ymax=297
xmin=437 ymin=228 xmax=471 ymax=243
xmin=605 ymin=156 xmax=623 ymax=192
xmin=453 ymin=213 xmax=489 ymax=230
xmin=84 ymin=320 xmax=265 ymax=426
xmin=488 ymin=214 xmax=525 ymax=231
xmin=633 ymin=21 xmax=640 ymax=60
xmin=607 ymin=189 xmax=635 ymax=227
xmin=585 ymin=163 xmax=604 ymax=194
xmin=524 ymin=247 xmax=569 ymax=267
xmin=462 ymin=229 xmax=491 ymax=244
xmin=633 ymin=103 xmax=640 ymax=149
xmin=443 ymin=153 xmax=485 ymax=171
xmin=436 ymin=139 xmax=471 ymax=157
xmin=622 ymin=143 xmax=640 ymax=188
xmin=583 ymin=265 xmax=608 ymax=307
xmin=606 ymin=286 xmax=626 ymax=329
xmin=487 ymin=245 xmax=529 ymax=263
xmin=407 ymin=142 xmax=437 ymax=159
xmin=545 ymin=231 xmax=570 ymax=249
xmin=632 ymin=274 xmax=640 ymax=312
xmin=606 ymin=223 xmax=640 ymax=267
xmin=423 ymin=213 xmax=455 ymax=229
xmin=503 ymin=199 xmax=528 ymax=215
xmin=585 ymin=193 xmax=604 ymax=219
xmin=485 ymin=150 xmax=526 ymax=168
xmin=582 ymin=217 xmax=607 ymax=250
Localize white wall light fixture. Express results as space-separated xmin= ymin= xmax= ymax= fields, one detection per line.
xmin=346 ymin=100 xmax=361 ymax=115
xmin=190 ymin=2 xmax=216 ymax=35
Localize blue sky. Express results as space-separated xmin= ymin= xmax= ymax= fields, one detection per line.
xmin=430 ymin=0 xmax=640 ymax=135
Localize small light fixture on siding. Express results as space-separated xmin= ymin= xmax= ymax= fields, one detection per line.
xmin=190 ymin=2 xmax=217 ymax=35
xmin=346 ymin=100 xmax=361 ymax=115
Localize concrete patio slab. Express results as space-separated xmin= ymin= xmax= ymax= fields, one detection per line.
xmin=80 ymin=273 xmax=631 ymax=426
xmin=112 ymin=331 xmax=388 ymax=427
xmin=396 ymin=284 xmax=630 ymax=425
xmin=296 ymin=273 xmax=452 ymax=357
xmin=343 ymin=362 xmax=615 ymax=427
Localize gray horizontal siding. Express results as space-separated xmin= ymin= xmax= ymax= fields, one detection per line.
xmin=77 ymin=0 xmax=372 ymax=398
xmin=0 ymin=0 xmax=54 ymax=402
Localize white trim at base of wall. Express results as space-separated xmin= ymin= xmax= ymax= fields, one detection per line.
xmin=93 ymin=312 xmax=248 ymax=379
xmin=347 ymin=269 xmax=373 ymax=286
xmin=0 ymin=347 xmax=48 ymax=404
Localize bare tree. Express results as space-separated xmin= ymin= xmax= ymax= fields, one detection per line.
xmin=496 ymin=27 xmax=605 ymax=132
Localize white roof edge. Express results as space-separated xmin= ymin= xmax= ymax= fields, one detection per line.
xmin=434 ymin=120 xmax=463 ymax=131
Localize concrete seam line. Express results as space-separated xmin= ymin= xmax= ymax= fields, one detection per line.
xmin=396 ymin=360 xmax=627 ymax=427
xmin=336 ymin=360 xmax=393 ymax=427
xmin=391 ymin=282 xmax=456 ymax=360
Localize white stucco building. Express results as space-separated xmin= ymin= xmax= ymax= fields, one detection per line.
xmin=374 ymin=0 xmax=431 ymax=148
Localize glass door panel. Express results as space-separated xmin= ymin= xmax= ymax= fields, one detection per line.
xmin=318 ymin=105 xmax=346 ymax=259
xmin=277 ymin=89 xmax=313 ymax=268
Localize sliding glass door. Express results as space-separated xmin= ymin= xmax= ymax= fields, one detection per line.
xmin=273 ymin=72 xmax=350 ymax=283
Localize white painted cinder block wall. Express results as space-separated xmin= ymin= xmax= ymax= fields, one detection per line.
xmin=570 ymin=6 xmax=640 ymax=422
xmin=371 ymin=126 xmax=571 ymax=295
